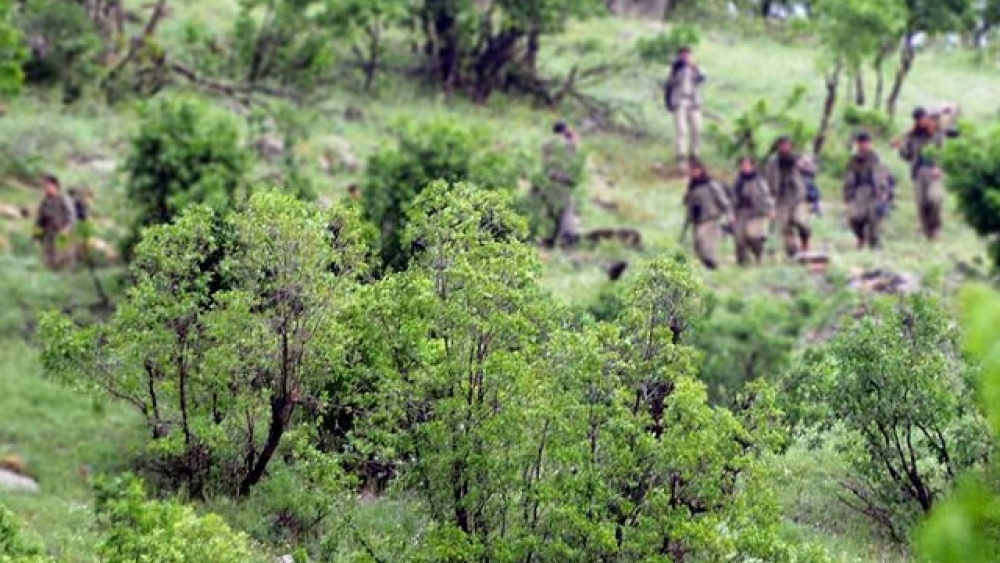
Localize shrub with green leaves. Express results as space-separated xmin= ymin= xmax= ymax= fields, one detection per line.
xmin=93 ymin=476 xmax=266 ymax=563
xmin=635 ymin=24 xmax=700 ymax=65
xmin=0 ymin=504 xmax=52 ymax=562
xmin=16 ymin=0 xmax=101 ymax=102
xmin=230 ymin=0 xmax=339 ymax=92
xmin=917 ymin=283 xmax=1000 ymax=562
xmin=120 ymin=95 xmax=250 ymax=260
xmin=783 ymin=294 xmax=991 ymax=542
xmin=361 ymin=118 xmax=520 ymax=273
xmin=41 ymin=191 xmax=369 ymax=496
xmin=350 ymin=182 xmax=828 ymax=562
xmin=697 ymin=292 xmax=818 ymax=405
xmin=939 ymin=122 xmax=1000 ymax=270
xmin=0 ymin=0 xmax=25 ymax=96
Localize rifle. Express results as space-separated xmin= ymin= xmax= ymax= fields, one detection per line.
xmin=679 ymin=215 xmax=691 ymax=245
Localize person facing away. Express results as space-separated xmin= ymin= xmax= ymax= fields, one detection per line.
xmin=763 ymin=136 xmax=811 ymax=258
xmin=897 ymin=107 xmax=946 ymax=240
xmin=731 ymin=156 xmax=774 ymax=266
xmin=537 ymin=120 xmax=584 ymax=247
xmin=665 ymin=46 xmax=705 ymax=175
xmin=34 ymin=174 xmax=75 ymax=269
xmin=843 ymin=131 xmax=891 ymax=250
xmin=683 ymin=157 xmax=732 ymax=270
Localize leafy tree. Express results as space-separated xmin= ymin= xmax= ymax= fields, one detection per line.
xmin=783 ymin=294 xmax=990 ymax=542
xmin=634 ymin=23 xmax=700 ymax=65
xmin=810 ymin=0 xmax=905 ymax=154
xmin=322 ymin=0 xmax=410 ymax=90
xmin=938 ymin=122 xmax=1000 ymax=270
xmin=886 ymin=0 xmax=972 ymax=118
xmin=917 ymin=283 xmax=1000 ymax=562
xmin=16 ymin=0 xmax=102 ymax=102
xmin=120 ymin=95 xmax=250 ymax=260
xmin=230 ymin=0 xmax=340 ymax=92
xmin=697 ymin=292 xmax=818 ymax=405
xmin=0 ymin=0 xmax=26 ymax=96
xmin=40 ymin=192 xmax=368 ymax=496
xmin=706 ymin=86 xmax=812 ymax=160
xmin=361 ymin=117 xmax=520 ymax=273
xmin=414 ymin=0 xmax=605 ymax=101
xmin=353 ymin=183 xmax=827 ymax=561
xmin=92 ymin=475 xmax=267 ymax=563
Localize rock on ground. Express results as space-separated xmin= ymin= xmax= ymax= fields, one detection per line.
xmin=847 ymin=268 xmax=921 ymax=295
xmin=0 ymin=469 xmax=38 ymax=493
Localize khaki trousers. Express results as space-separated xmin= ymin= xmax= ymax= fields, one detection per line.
xmin=673 ymin=100 xmax=702 ymax=163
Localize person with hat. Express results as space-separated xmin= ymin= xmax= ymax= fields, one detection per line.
xmin=682 ymin=157 xmax=732 ymax=270
xmin=33 ymin=173 xmax=76 ymax=269
xmin=764 ymin=136 xmax=811 ymax=257
xmin=895 ymin=106 xmax=946 ymax=240
xmin=664 ymin=46 xmax=706 ymax=175
xmin=533 ymin=120 xmax=584 ymax=247
xmin=843 ymin=132 xmax=891 ymax=249
xmin=731 ymin=155 xmax=774 ymax=266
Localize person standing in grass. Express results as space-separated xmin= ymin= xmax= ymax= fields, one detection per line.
xmin=664 ymin=46 xmax=705 ymax=176
xmin=32 ymin=174 xmax=75 ymax=270
xmin=844 ymin=132 xmax=891 ymax=250
xmin=895 ymin=107 xmax=947 ymax=240
xmin=764 ymin=136 xmax=811 ymax=258
xmin=682 ymin=158 xmax=732 ymax=270
xmin=731 ymin=156 xmax=774 ymax=266
xmin=533 ymin=120 xmax=584 ymax=247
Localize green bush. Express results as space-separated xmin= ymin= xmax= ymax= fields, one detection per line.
xmin=635 ymin=24 xmax=701 ymax=65
xmin=939 ymin=121 xmax=1000 ymax=270
xmin=0 ymin=0 xmax=24 ymax=97
xmin=16 ymin=0 xmax=101 ymax=102
xmin=93 ymin=476 xmax=267 ymax=563
xmin=0 ymin=504 xmax=52 ymax=562
xmin=782 ymin=293 xmax=991 ymax=542
xmin=842 ymin=105 xmax=893 ymax=138
xmin=697 ymin=292 xmax=818 ymax=405
xmin=120 ymin=95 xmax=250 ymax=260
xmin=361 ymin=118 xmax=519 ymax=273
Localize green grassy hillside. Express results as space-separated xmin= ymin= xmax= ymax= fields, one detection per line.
xmin=1 ymin=7 xmax=997 ymax=562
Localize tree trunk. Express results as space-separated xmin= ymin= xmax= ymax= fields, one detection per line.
xmin=873 ymin=50 xmax=887 ymax=108
xmin=854 ymin=71 xmax=865 ymax=106
xmin=886 ymin=34 xmax=916 ymax=120
xmin=471 ymin=29 xmax=522 ymax=102
xmin=760 ymin=0 xmax=774 ymax=18
xmin=238 ymin=397 xmax=292 ymax=495
xmin=813 ymin=63 xmax=842 ymax=157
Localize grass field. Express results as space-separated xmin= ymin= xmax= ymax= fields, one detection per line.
xmin=1 ymin=7 xmax=997 ymax=562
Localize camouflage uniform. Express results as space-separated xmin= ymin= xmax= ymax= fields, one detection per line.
xmin=34 ymin=193 xmax=74 ymax=269
xmin=843 ymin=151 xmax=890 ymax=249
xmin=899 ymin=125 xmax=945 ymax=240
xmin=764 ymin=152 xmax=811 ymax=257
xmin=731 ymin=171 xmax=774 ymax=266
xmin=534 ymin=135 xmax=583 ymax=246
xmin=665 ymin=61 xmax=704 ymax=170
xmin=684 ymin=177 xmax=731 ymax=269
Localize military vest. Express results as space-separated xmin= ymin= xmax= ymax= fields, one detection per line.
xmin=686 ymin=180 xmax=728 ymax=224
xmin=734 ymin=175 xmax=773 ymax=215
xmin=542 ymin=137 xmax=581 ymax=186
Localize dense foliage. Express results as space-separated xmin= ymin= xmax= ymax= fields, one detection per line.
xmin=0 ymin=0 xmax=25 ymax=96
xmin=361 ymin=118 xmax=520 ymax=273
xmin=916 ymin=284 xmax=1000 ymax=561
xmin=41 ymin=192 xmax=368 ymax=496
xmin=784 ymin=294 xmax=991 ymax=542
xmin=92 ymin=476 xmax=266 ymax=563
xmin=119 ymin=95 xmax=250 ymax=260
xmin=939 ymin=122 xmax=1000 ymax=270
